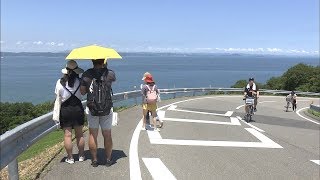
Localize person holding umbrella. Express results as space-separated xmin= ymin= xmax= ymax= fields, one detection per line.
xmin=80 ymin=59 xmax=116 ymax=167
xmin=66 ymin=45 xmax=121 ymax=167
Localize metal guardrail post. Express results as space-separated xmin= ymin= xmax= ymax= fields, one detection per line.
xmin=8 ymin=158 xmax=19 ymax=180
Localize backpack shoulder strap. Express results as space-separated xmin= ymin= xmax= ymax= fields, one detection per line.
xmin=146 ymin=85 xmax=152 ymax=91
xmin=61 ymin=78 xmax=81 ymax=96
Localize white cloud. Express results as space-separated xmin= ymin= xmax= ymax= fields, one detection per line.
xmin=33 ymin=41 xmax=43 ymax=45
xmin=46 ymin=42 xmax=56 ymax=46
xmin=266 ymin=48 xmax=283 ymax=52
xmin=16 ymin=41 xmax=22 ymax=45
xmin=0 ymin=41 xmax=4 ymax=44
xmin=57 ymin=43 xmax=64 ymax=46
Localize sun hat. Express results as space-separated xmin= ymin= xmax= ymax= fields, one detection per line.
xmin=144 ymin=75 xmax=155 ymax=83
xmin=142 ymin=72 xmax=151 ymax=80
xmin=61 ymin=60 xmax=84 ymax=74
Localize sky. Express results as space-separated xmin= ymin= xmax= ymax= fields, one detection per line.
xmin=1 ymin=0 xmax=319 ymax=55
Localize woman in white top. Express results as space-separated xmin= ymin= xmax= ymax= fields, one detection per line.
xmin=55 ymin=60 xmax=85 ymax=164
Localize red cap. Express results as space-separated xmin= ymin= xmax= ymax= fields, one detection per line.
xmin=144 ymin=75 xmax=154 ymax=83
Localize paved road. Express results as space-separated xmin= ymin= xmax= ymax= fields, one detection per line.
xmin=42 ymin=95 xmax=320 ymax=180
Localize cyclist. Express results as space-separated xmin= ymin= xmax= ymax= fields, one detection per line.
xmin=244 ymin=77 xmax=259 ymax=114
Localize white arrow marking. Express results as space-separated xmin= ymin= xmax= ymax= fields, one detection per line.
xmin=142 ymin=158 xmax=177 ymax=180
xmin=168 ymin=105 xmax=233 ymax=117
xmin=147 ymin=128 xmax=282 ymax=148
xmin=163 ymin=117 xmax=241 ymax=126
xmin=236 ymin=116 xmax=265 ymax=132
xmin=310 ymin=160 xmax=320 ymax=165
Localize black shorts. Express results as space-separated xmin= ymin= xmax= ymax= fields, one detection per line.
xmin=60 ymin=105 xmax=84 ymax=129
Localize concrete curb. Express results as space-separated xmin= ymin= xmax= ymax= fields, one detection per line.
xmin=303 ymin=110 xmax=320 ymax=122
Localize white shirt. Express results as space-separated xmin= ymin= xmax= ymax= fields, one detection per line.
xmin=55 ymin=79 xmax=82 ymax=103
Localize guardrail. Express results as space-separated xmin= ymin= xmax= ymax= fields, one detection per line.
xmin=310 ymin=104 xmax=320 ymax=112
xmin=1 ymin=87 xmax=319 ymax=179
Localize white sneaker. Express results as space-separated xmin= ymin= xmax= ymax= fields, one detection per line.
xmin=154 ymin=128 xmax=160 ymax=132
xmin=79 ymin=156 xmax=85 ymax=162
xmin=65 ymin=158 xmax=74 ymax=164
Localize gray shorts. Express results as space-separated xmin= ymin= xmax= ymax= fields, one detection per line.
xmin=86 ymin=107 xmax=113 ymax=130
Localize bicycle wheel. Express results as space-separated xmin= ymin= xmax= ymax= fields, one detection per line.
xmin=246 ymin=114 xmax=250 ymax=123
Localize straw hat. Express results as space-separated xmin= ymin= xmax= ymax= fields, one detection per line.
xmin=61 ymin=60 xmax=84 ymax=74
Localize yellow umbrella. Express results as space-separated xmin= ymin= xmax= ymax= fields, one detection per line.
xmin=66 ymin=45 xmax=122 ymax=63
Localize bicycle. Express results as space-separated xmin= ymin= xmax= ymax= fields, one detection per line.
xmin=243 ymin=96 xmax=255 ymax=122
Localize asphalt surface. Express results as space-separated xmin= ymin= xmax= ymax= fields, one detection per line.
xmin=42 ymin=95 xmax=320 ymax=180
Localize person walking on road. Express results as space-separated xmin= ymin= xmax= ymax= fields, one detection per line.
xmin=285 ymin=91 xmax=297 ymax=112
xmin=141 ymin=72 xmax=163 ymax=128
xmin=54 ymin=60 xmax=85 ymax=164
xmin=141 ymin=73 xmax=161 ymax=131
xmin=80 ymin=59 xmax=116 ymax=167
xmin=291 ymin=91 xmax=297 ymax=111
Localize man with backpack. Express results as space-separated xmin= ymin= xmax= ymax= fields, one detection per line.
xmin=80 ymin=59 xmax=115 ymax=167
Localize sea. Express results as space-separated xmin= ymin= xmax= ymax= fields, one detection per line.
xmin=1 ymin=53 xmax=319 ymax=104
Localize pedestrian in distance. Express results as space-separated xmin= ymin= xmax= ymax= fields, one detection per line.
xmin=141 ymin=72 xmax=163 ymax=128
xmin=141 ymin=73 xmax=161 ymax=131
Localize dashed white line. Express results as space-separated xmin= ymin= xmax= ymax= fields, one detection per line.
xmin=142 ymin=158 xmax=177 ymax=180
xmin=236 ymin=116 xmax=265 ymax=132
xmin=296 ymin=107 xmax=320 ymax=125
xmin=310 ymin=160 xmax=320 ymax=165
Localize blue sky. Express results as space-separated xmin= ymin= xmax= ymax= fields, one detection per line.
xmin=1 ymin=0 xmax=319 ymax=55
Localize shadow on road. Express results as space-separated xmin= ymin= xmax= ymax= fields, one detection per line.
xmin=60 ymin=149 xmax=127 ymax=165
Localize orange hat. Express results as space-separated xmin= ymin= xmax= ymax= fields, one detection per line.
xmin=145 ymin=75 xmax=154 ymax=83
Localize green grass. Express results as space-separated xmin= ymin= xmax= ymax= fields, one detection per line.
xmin=16 ymin=106 xmax=129 ymax=162
xmin=308 ymin=109 xmax=320 ymax=118
xmin=18 ymin=129 xmax=64 ymax=162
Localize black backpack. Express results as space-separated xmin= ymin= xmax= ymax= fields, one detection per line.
xmin=86 ymin=68 xmax=113 ymax=116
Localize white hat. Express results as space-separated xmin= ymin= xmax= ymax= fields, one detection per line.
xmin=61 ymin=60 xmax=84 ymax=74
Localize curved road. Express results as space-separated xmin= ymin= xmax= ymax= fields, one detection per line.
xmin=43 ymin=95 xmax=320 ymax=180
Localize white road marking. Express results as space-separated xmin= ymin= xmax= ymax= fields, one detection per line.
xmin=163 ymin=117 xmax=241 ymax=126
xmin=296 ymin=107 xmax=320 ymax=125
xmin=259 ymin=101 xmax=277 ymax=104
xmin=157 ymin=110 xmax=166 ymax=119
xmin=129 ymin=119 xmax=143 ymax=180
xmin=310 ymin=160 xmax=320 ymax=165
xmin=147 ymin=128 xmax=282 ymax=148
xmin=225 ymin=111 xmax=234 ymax=117
xmin=142 ymin=158 xmax=177 ymax=180
xmin=131 ymin=95 xmax=309 ymax=179
xmin=236 ymin=116 xmax=265 ymax=132
xmin=168 ymin=105 xmax=232 ymax=117
xmin=236 ymin=101 xmax=276 ymax=110
xmin=236 ymin=105 xmax=245 ymax=110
